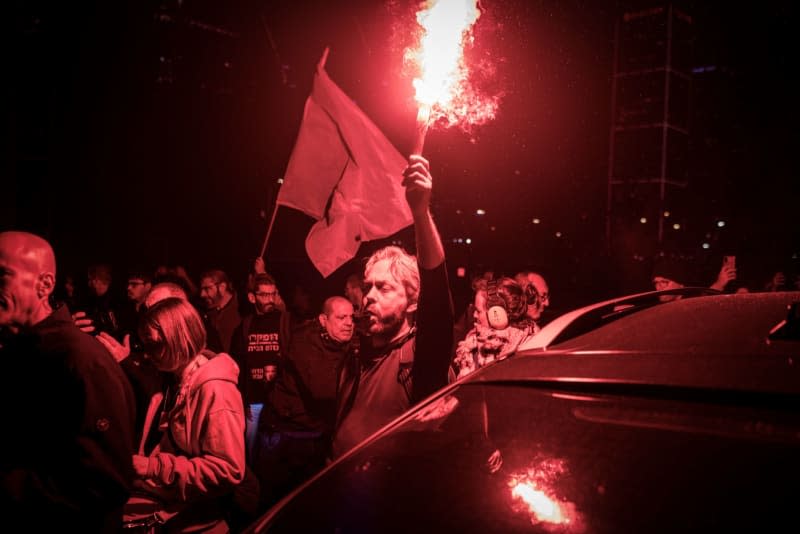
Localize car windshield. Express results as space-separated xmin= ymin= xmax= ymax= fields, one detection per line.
xmin=258 ymin=380 xmax=799 ymax=533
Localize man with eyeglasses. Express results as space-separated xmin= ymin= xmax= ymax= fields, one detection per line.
xmin=126 ymin=272 xmax=152 ymax=314
xmin=116 ymin=270 xmax=153 ymax=337
xmin=230 ymin=272 xmax=291 ymax=462
xmin=514 ymin=270 xmax=551 ymax=330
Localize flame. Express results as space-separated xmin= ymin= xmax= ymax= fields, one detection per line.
xmin=411 ymin=0 xmax=479 ymax=108
xmin=405 ymin=0 xmax=498 ymax=129
xmin=507 ymin=456 xmax=585 ymax=532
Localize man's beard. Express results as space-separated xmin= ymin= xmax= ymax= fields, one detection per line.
xmin=256 ymin=303 xmax=275 ymax=314
xmin=366 ymin=311 xmax=404 ymax=341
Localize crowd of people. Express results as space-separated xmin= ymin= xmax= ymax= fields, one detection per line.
xmin=0 ymin=155 xmax=451 ymax=532
xmin=1 ymin=154 xmax=797 ymax=532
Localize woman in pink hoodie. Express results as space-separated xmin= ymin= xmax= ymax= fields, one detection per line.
xmin=126 ymin=297 xmax=246 ymax=533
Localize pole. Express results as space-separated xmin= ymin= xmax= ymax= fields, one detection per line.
xmin=258 ymin=201 xmax=279 ymax=258
xmin=259 ymin=47 xmax=330 ymax=260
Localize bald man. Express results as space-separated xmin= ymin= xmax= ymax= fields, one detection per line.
xmin=0 ymin=231 xmax=136 ymax=532
xmin=0 ymin=231 xmax=56 ymax=331
xmin=286 ymin=296 xmax=354 ymax=416
xmin=255 ymin=296 xmax=355 ymax=508
xmin=320 ymin=296 xmax=356 ymax=344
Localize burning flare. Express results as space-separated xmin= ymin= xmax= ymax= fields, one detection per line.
xmin=405 ymin=0 xmax=498 ymax=153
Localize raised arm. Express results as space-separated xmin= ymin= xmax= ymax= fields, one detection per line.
xmin=403 ymin=155 xmax=445 ymax=270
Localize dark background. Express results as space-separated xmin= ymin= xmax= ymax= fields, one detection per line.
xmin=4 ymin=0 xmax=797 ymax=317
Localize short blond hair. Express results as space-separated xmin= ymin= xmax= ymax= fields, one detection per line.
xmin=365 ymin=246 xmax=420 ymax=305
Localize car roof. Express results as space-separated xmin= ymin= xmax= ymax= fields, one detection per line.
xmin=518 ymin=286 xmax=720 ymax=350
xmin=476 ymin=291 xmax=800 ymax=396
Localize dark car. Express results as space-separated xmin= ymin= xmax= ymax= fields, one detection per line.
xmin=246 ymin=289 xmax=800 ymax=533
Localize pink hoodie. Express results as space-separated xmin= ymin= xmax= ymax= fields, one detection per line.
xmin=133 ymin=352 xmax=245 ymax=526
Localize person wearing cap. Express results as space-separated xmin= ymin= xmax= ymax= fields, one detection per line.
xmin=652 ymin=256 xmax=736 ymax=302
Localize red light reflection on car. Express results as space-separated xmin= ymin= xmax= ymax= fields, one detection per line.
xmin=511 ymin=482 xmax=563 ymax=521
xmin=508 ymin=457 xmax=584 ymax=532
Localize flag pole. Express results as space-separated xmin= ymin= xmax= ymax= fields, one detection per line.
xmin=258 ymin=47 xmax=331 ymax=260
xmin=258 ymin=204 xmax=280 ymax=258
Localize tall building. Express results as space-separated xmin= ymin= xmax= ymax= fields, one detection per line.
xmin=606 ymin=2 xmax=694 ymax=270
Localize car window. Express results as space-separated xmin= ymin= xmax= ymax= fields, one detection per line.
xmin=258 ymin=382 xmax=800 ymax=533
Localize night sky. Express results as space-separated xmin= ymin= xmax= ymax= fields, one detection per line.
xmin=6 ymin=0 xmax=797 ymax=314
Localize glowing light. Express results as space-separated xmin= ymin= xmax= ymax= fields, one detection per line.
xmin=476 ymin=208 xmax=486 ymax=215
xmin=465 ymin=238 xmax=472 ymax=244
xmin=411 ymin=0 xmax=479 ymax=107
xmin=532 ymin=218 xmax=540 ymax=224
xmin=508 ymin=456 xmax=584 ymax=532
xmin=511 ymin=483 xmax=559 ymax=519
xmin=639 ymin=217 xmax=647 ymax=224
xmin=405 ymin=0 xmax=499 ymax=130
xmin=702 ymin=242 xmax=710 ymax=249
xmin=673 ymin=223 xmax=681 ymax=230
xmin=555 ymin=231 xmax=562 ymax=238
xmin=456 ymin=266 xmax=466 ymax=277
xmin=663 ymin=210 xmax=670 ymax=217
xmin=717 ymin=220 xmax=726 ymax=228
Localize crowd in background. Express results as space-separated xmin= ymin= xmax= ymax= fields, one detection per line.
xmin=2 ymin=152 xmax=797 ymax=531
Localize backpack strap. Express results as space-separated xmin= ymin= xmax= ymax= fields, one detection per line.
xmin=397 ymin=337 xmax=416 ymax=402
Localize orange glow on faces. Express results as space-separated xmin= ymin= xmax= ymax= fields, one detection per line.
xmin=508 ymin=457 xmax=585 ymax=532
xmin=405 ymin=0 xmax=498 ymax=128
